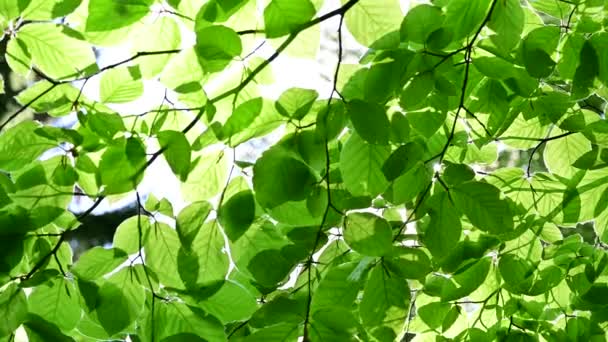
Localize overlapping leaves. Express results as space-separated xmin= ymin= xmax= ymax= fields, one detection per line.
xmin=1 ymin=0 xmax=608 ymax=341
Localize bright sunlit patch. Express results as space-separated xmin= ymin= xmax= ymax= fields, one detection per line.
xmin=496 ymin=140 xmax=507 ymax=153
xmin=471 ymin=164 xmax=484 ymax=174
xmin=433 ymin=163 xmax=442 ymax=173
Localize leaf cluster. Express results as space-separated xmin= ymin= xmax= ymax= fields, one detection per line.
xmin=1 ymin=0 xmax=608 ymax=341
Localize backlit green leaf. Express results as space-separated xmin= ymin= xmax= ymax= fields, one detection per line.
xmin=344 ymin=0 xmax=403 ymax=46
xmin=264 ymin=0 xmax=316 ymax=38
xmin=158 ymin=130 xmax=192 ymax=181
xmin=452 ymin=181 xmax=514 ymax=235
xmin=71 ymin=247 xmax=128 ymax=281
xmin=195 ymin=25 xmax=242 ymax=73
xmin=0 ymin=121 xmax=55 ymax=172
xmin=360 ymin=264 xmax=410 ymax=328
xmin=99 ymin=66 xmax=143 ymax=103
xmin=253 ymin=146 xmax=316 ymax=209
xmin=339 ymin=133 xmax=390 ymax=197
xmin=86 ymin=0 xmax=153 ymax=32
xmin=347 ymin=99 xmax=391 ymax=145
xmin=344 ymin=212 xmax=393 ymax=256
xmin=17 ymin=23 xmax=96 ymax=79
xmin=28 ymin=277 xmax=81 ymax=332
xmin=400 ymin=4 xmax=443 ymax=44
xmin=0 ymin=284 xmax=28 ymax=337
xmin=275 ymin=87 xmax=318 ymax=120
xmin=445 ymin=0 xmax=491 ymax=41
xmin=423 ymin=192 xmax=462 ymax=258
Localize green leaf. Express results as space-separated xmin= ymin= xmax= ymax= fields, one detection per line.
xmin=0 ymin=0 xmax=29 ymax=21
xmin=347 ymin=100 xmax=391 ymax=145
xmin=528 ymin=0 xmax=572 ymax=18
xmin=407 ymin=110 xmax=446 ymax=137
xmin=21 ymin=0 xmax=80 ymax=20
xmin=145 ymin=222 xmax=183 ymax=288
xmin=98 ymin=137 xmax=147 ymax=194
xmin=181 ymin=150 xmax=228 ymax=202
xmin=309 ymin=308 xmax=358 ymax=341
xmin=400 ymin=4 xmax=444 ymax=44
xmin=316 ymin=101 xmax=347 ymax=141
xmin=176 ymin=201 xmax=212 ymax=249
xmin=221 ymin=97 xmax=264 ymax=140
xmin=344 ymin=0 xmax=403 ymax=46
xmin=247 ymin=249 xmax=293 ymax=287
xmin=417 ymin=302 xmax=451 ymax=330
xmin=559 ymin=34 xmax=585 ymax=80
xmin=253 ymin=145 xmax=316 ymax=209
xmin=218 ymin=190 xmax=256 ymax=241
xmin=86 ymin=0 xmax=153 ymax=32
xmin=423 ymin=192 xmax=462 ymax=258
xmin=521 ymin=26 xmax=560 ymax=78
xmin=364 ymin=58 xmax=408 ymax=104
xmin=240 ymin=323 xmax=300 ymax=341
xmin=400 ymin=72 xmax=434 ymax=110
xmin=360 ymin=264 xmax=410 ymax=328
xmin=386 ymin=162 xmax=431 ymax=204
xmin=263 ymin=0 xmax=315 ymax=38
xmin=275 ymin=87 xmax=318 ymax=120
xmin=498 ymin=254 xmax=535 ymax=294
xmin=571 ymin=41 xmax=599 ymax=100
xmin=15 ymin=81 xmax=82 ymax=117
xmin=189 ymin=221 xmax=230 ymax=286
xmin=544 ymin=132 xmax=591 ymax=178
xmin=427 ymin=257 xmax=491 ymax=301
xmin=195 ymin=25 xmax=242 ymax=73
xmin=344 ymin=212 xmax=393 ymax=257
xmin=167 ymin=231 xmax=224 ymax=290
xmin=99 ymin=66 xmax=143 ymax=103
xmin=160 ymin=49 xmax=205 ymax=91
xmin=473 ymin=57 xmax=516 ymax=80
xmin=382 ymin=141 xmax=425 ymax=181
xmin=28 ymin=277 xmax=81 ymax=332
xmin=452 ymin=181 xmax=514 ymax=235
xmin=199 ymin=281 xmax=258 ymax=324
xmin=0 ymin=121 xmax=54 ymax=172
xmin=95 ymin=268 xmax=145 ymax=336
xmin=195 ymin=0 xmax=250 ymax=23
xmin=386 ymin=247 xmax=432 ymax=280
xmin=87 ymin=112 xmax=126 ymax=141
xmin=71 ymin=247 xmax=128 ymax=281
xmin=17 ymin=23 xmax=96 ymax=79
xmin=389 ymin=112 xmax=410 ymax=144
xmin=442 ymin=162 xmax=475 ymax=185
xmin=249 ymin=294 xmax=305 ymax=328
xmin=311 ymin=261 xmax=363 ymax=311
xmin=0 ymin=283 xmax=28 ymax=337
xmin=339 ymin=133 xmax=390 ymax=197
xmin=158 ymin=130 xmax=192 ymax=181
xmin=444 ymin=0 xmax=491 ymax=41
xmin=147 ymin=302 xmax=225 ymax=342
xmin=23 ymin=315 xmax=75 ymax=342
xmin=590 ymin=33 xmax=608 ymax=87
xmin=113 ymin=216 xmax=151 ymax=254
xmin=132 ymin=16 xmax=181 ymax=78
xmin=488 ymin=0 xmax=524 ymax=52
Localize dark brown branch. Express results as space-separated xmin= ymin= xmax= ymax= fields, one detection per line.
xmin=20 ymin=196 xmax=105 ymax=280
xmin=0 ymin=83 xmax=58 ymax=131
xmin=302 ymin=12 xmax=348 ymax=340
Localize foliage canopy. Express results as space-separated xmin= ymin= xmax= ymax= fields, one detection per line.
xmin=1 ymin=0 xmax=608 ymax=341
